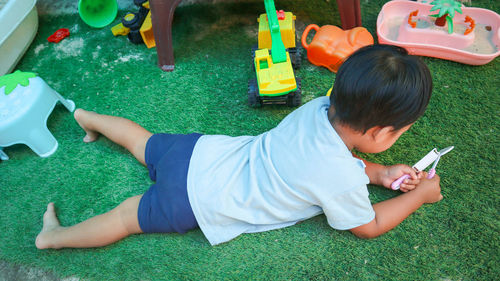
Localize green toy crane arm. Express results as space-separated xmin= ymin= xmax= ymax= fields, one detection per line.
xmin=264 ymin=0 xmax=287 ymax=63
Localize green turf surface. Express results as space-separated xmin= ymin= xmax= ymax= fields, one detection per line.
xmin=1 ymin=0 xmax=499 ymax=279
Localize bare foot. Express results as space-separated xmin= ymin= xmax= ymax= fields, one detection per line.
xmin=35 ymin=203 xmax=63 ymax=249
xmin=74 ymin=109 xmax=100 ymax=142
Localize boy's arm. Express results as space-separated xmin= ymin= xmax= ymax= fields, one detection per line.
xmin=353 ymin=153 xmax=420 ymax=192
xmin=358 ymin=157 xmax=388 ymax=186
xmin=350 ymin=175 xmax=442 ymax=239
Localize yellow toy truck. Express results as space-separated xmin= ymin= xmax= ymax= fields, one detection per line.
xmin=248 ymin=0 xmax=301 ymax=107
xmin=111 ymin=0 xmax=155 ymax=48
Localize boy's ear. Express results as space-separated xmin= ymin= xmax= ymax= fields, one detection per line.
xmin=367 ymin=126 xmax=395 ymax=142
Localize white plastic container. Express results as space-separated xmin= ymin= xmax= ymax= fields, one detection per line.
xmin=0 ymin=71 xmax=75 ymax=159
xmin=0 ymin=0 xmax=38 ymax=76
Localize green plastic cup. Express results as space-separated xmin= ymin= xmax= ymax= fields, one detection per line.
xmin=78 ymin=0 xmax=118 ymax=28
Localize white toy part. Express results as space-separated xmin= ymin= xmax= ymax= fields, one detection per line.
xmin=0 ymin=74 xmax=75 ymax=159
xmin=391 ymin=148 xmax=439 ymax=190
xmin=0 ymin=149 xmax=8 ymax=160
xmin=0 ymin=0 xmax=38 ymax=76
xmin=412 ymin=148 xmax=439 ymax=172
xmin=391 ymin=146 xmax=454 ymax=190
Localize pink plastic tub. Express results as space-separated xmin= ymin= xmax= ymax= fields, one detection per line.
xmin=377 ymin=0 xmax=500 ymax=65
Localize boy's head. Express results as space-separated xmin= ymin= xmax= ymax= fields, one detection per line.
xmin=329 ymin=44 xmax=432 ymax=134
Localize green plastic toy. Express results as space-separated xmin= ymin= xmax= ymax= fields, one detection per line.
xmin=248 ymin=0 xmax=301 ymax=107
xmin=429 ymin=0 xmax=463 ymax=34
xmin=263 ymin=0 xmax=287 ymax=64
xmin=0 ymin=70 xmax=37 ymax=95
xmin=78 ymin=0 xmax=118 ymax=28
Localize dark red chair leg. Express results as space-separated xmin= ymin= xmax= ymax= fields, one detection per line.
xmin=149 ymin=0 xmax=183 ymax=72
xmin=149 ymin=0 xmax=362 ymax=72
xmin=336 ymin=0 xmax=362 ymax=30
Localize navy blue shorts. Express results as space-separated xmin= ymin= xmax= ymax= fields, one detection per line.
xmin=138 ymin=133 xmax=201 ymax=234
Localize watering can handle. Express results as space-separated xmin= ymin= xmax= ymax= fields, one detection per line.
xmin=301 ymin=24 xmax=320 ymax=50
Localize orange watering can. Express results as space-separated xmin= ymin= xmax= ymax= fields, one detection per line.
xmin=301 ymin=24 xmax=374 ymax=72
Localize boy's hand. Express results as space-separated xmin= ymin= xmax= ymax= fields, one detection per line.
xmin=381 ymin=164 xmax=423 ymax=192
xmin=350 ymin=173 xmax=442 ymax=239
xmin=413 ymin=174 xmax=443 ymax=203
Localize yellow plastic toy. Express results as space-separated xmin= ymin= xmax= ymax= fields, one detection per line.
xmin=111 ymin=0 xmax=155 ymax=48
xmin=140 ymin=11 xmax=155 ymax=48
xmin=248 ymin=0 xmax=301 ymax=107
xmin=254 ymin=49 xmax=296 ymax=96
xmin=258 ymin=10 xmax=296 ymax=49
xmin=111 ymin=23 xmax=129 ymax=36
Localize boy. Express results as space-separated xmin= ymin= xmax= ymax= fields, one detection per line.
xmin=36 ymin=45 xmax=442 ymax=249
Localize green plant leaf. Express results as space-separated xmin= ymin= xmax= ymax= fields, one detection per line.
xmin=447 ymin=16 xmax=454 ymax=33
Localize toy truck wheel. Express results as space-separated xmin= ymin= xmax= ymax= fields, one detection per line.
xmin=287 ymin=78 xmax=302 ymax=107
xmin=288 ymin=45 xmax=302 ymax=70
xmin=127 ymin=29 xmax=144 ymax=44
xmin=121 ymin=7 xmax=148 ymax=29
xmin=134 ymin=0 xmax=148 ymax=6
xmin=251 ymin=45 xmax=258 ymax=71
xmin=122 ymin=13 xmax=140 ymax=28
xmin=248 ymin=79 xmax=261 ymax=107
xmin=251 ymin=45 xmax=258 ymax=57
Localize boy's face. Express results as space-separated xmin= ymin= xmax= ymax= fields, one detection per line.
xmin=357 ymin=124 xmax=412 ymax=154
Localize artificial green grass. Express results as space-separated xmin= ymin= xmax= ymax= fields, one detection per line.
xmin=1 ymin=0 xmax=499 ymax=280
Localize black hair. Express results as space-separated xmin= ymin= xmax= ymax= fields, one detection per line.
xmin=330 ymin=44 xmax=432 ymax=133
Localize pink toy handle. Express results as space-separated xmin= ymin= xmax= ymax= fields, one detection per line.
xmin=391 ymin=174 xmax=411 ymax=190
xmin=427 ymin=168 xmax=436 ymax=179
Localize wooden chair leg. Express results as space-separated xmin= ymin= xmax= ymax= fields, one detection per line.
xmin=149 ymin=0 xmax=183 ymax=72
xmin=149 ymin=0 xmax=362 ymax=71
xmin=336 ymin=0 xmax=362 ymax=30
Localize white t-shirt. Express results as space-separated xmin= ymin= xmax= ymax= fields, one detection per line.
xmin=187 ymin=97 xmax=375 ymax=245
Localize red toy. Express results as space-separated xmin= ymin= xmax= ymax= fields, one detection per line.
xmin=47 ymin=28 xmax=70 ymax=43
xmin=301 ymin=24 xmax=373 ymax=73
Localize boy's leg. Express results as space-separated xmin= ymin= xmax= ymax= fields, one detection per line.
xmin=35 ymin=195 xmax=143 ymax=249
xmin=74 ymin=109 xmax=153 ymax=166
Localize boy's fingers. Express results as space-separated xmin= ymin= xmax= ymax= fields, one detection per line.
xmin=405 ymin=184 xmax=416 ymax=191
xmin=400 ymin=185 xmax=416 ymax=192
xmin=400 ymin=186 xmax=408 ymax=192
xmin=419 ymin=171 xmax=428 ymax=179
xmin=403 ymin=166 xmax=418 ymax=179
xmin=404 ymin=178 xmax=420 ymax=185
xmin=436 ymin=193 xmax=444 ymax=202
